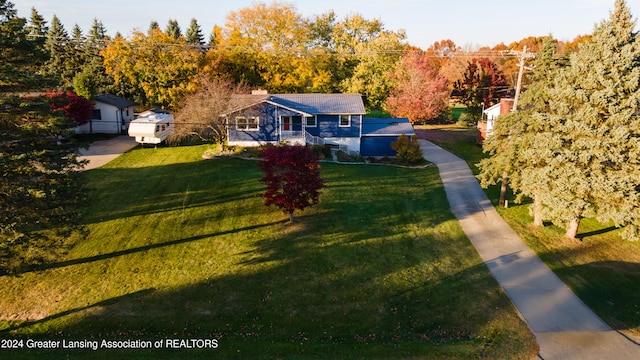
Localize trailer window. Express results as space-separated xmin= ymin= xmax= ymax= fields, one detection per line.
xmin=236 ymin=116 xmax=259 ymax=131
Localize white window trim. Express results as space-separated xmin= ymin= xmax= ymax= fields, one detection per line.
xmin=305 ymin=115 xmax=317 ymax=128
xmin=339 ymin=114 xmax=350 ymax=127
xmin=236 ymin=116 xmax=259 ymax=131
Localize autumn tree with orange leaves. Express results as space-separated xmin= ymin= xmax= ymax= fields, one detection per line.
xmin=385 ymin=51 xmax=449 ymax=123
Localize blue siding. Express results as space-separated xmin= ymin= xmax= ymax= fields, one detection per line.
xmin=360 ymin=118 xmax=415 ymax=156
xmin=314 ymin=115 xmax=360 ymax=138
xmin=227 ymin=103 xmax=278 ymax=143
xmin=361 ymin=137 xmax=398 ymax=157
xmin=227 ymin=95 xmax=366 ymax=145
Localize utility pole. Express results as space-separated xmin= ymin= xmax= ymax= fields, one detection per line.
xmin=495 ymin=46 xmax=535 ymax=208
xmin=509 ymin=45 xmax=536 ymax=111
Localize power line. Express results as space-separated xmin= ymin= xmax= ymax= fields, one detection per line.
xmin=28 ymin=33 xmax=524 ymax=58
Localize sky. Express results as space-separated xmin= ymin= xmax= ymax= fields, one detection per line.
xmin=12 ymin=0 xmax=639 ymax=49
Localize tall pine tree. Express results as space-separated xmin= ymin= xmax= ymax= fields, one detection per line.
xmin=544 ymin=0 xmax=640 ymax=239
xmin=165 ymin=19 xmax=181 ymax=40
xmin=477 ymin=36 xmax=564 ymax=227
xmin=185 ymin=18 xmax=205 ymax=48
xmin=0 ymin=0 xmax=41 ymax=91
xmin=44 ymin=15 xmax=73 ymax=87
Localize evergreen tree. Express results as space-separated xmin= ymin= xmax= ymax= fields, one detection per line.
xmin=70 ymin=23 xmax=85 ymax=69
xmin=515 ymin=36 xmax=564 ymax=227
xmin=0 ymin=3 xmax=86 ymax=273
xmin=0 ymin=0 xmax=33 ymax=91
xmin=148 ymin=20 xmax=159 ymax=35
xmin=80 ymin=18 xmax=111 ymax=95
xmin=25 ymin=6 xmax=47 ymax=36
xmin=1 ymin=93 xmax=86 ymax=274
xmin=185 ymin=18 xmax=205 ymax=48
xmin=544 ymin=0 xmax=640 ymax=239
xmin=165 ymin=19 xmax=181 ymax=40
xmin=71 ymin=23 xmax=82 ymax=41
xmin=44 ymin=14 xmax=73 ymax=87
xmin=477 ymin=36 xmax=563 ymax=227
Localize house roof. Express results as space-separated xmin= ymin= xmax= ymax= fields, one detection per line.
xmin=483 ymin=103 xmax=501 ymax=115
xmin=138 ymin=108 xmax=170 ymax=117
xmin=271 ymin=94 xmax=366 ymax=115
xmin=362 ymin=118 xmax=415 ymax=136
xmin=95 ymin=94 xmax=138 ymax=109
xmin=227 ymin=93 xmax=366 ymax=115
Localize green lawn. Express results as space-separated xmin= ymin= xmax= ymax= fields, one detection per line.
xmin=0 ymin=144 xmax=536 ymax=359
xmin=420 ymin=124 xmax=640 ymax=342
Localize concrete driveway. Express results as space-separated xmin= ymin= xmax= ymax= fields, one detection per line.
xmin=419 ymin=139 xmax=640 ymax=360
xmin=77 ymin=135 xmax=138 ymax=170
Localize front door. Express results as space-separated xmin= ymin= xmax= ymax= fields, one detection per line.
xmin=281 ymin=116 xmax=303 ymax=132
xmin=282 ymin=116 xmax=292 ymax=131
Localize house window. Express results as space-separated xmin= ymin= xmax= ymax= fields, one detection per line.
xmin=305 ymin=116 xmax=316 ymax=127
xmin=339 ymin=115 xmax=350 ymax=127
xmin=236 ymin=116 xmax=259 ymax=131
xmin=92 ymin=109 xmax=102 ymax=120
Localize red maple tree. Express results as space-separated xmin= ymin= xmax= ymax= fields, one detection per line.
xmin=385 ymin=51 xmax=450 ymax=123
xmin=258 ymin=145 xmax=325 ymax=222
xmin=44 ymin=90 xmax=93 ymax=126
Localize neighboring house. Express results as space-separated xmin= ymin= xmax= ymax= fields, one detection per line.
xmin=477 ymin=98 xmax=514 ymax=144
xmin=76 ymin=94 xmax=138 ymax=134
xmin=225 ymin=93 xmax=415 ymax=156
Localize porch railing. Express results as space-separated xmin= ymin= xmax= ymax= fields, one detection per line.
xmin=304 ymin=131 xmax=325 ymax=146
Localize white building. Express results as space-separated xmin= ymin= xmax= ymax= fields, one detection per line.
xmin=76 ymin=94 xmax=138 ymax=134
xmin=477 ymin=98 xmax=514 ymax=145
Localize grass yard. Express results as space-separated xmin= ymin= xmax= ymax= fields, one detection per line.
xmin=0 ymin=144 xmax=536 ymax=359
xmin=418 ymin=124 xmax=640 ymax=342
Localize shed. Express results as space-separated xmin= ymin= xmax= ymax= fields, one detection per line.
xmin=360 ymin=118 xmax=415 ymax=157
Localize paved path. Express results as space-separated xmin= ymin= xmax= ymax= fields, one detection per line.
xmin=419 ymin=140 xmax=640 ymax=360
xmin=78 ymin=135 xmax=138 ymax=170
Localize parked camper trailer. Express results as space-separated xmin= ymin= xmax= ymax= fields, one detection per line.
xmin=128 ymin=113 xmax=174 ymax=144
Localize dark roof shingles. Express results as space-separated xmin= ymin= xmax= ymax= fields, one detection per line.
xmin=95 ymin=94 xmax=138 ymax=109
xmin=270 ymin=94 xmax=365 ymax=115
xmin=361 ymin=118 xmax=415 ymax=136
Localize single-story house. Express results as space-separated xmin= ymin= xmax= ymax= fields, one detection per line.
xmin=477 ymin=98 xmax=514 ymax=144
xmin=76 ymin=94 xmax=138 ymax=134
xmin=225 ymin=92 xmax=415 ymax=156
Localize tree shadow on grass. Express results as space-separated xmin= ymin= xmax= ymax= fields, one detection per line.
xmin=0 ymin=289 xmax=156 ymax=334
xmin=15 ymin=220 xmax=287 ymax=276
xmin=0 ymin=158 xmax=538 ymax=358
xmin=577 ymin=226 xmax=619 ymax=240
xmin=6 ymin=223 xmax=533 ymax=358
xmin=553 ymin=261 xmax=640 ymax=335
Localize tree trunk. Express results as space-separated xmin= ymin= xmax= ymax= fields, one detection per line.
xmin=288 ymin=211 xmax=295 ymax=223
xmin=565 ymin=216 xmax=581 ymax=239
xmin=532 ymin=193 xmax=544 ymax=227
xmin=499 ymin=171 xmax=509 ymax=207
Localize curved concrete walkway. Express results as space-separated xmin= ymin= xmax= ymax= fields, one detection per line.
xmin=419 ymin=140 xmax=640 ymax=359
xmin=78 ymin=135 xmax=138 ymax=170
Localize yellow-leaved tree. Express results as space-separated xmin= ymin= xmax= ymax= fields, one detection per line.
xmin=102 ymin=29 xmax=202 ymax=108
